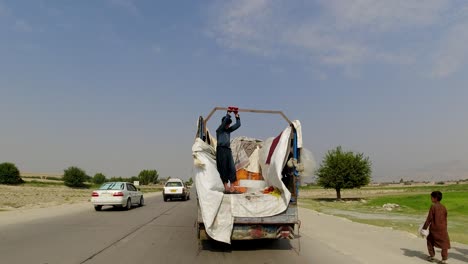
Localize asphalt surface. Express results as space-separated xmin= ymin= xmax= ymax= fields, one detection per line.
xmin=0 ymin=193 xmax=357 ymax=264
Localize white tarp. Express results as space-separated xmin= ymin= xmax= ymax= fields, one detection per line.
xmin=192 ymin=124 xmax=297 ymax=244
xmin=245 ymin=146 xmax=261 ymax=173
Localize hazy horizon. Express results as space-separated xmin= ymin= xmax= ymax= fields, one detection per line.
xmin=2 ymin=1 xmax=468 ymax=182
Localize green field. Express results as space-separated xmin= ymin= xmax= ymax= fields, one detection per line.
xmin=299 ymin=184 xmax=468 ymax=244
xmin=22 ymin=180 xmax=67 ymax=187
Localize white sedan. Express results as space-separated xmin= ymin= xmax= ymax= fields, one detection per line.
xmin=91 ymin=182 xmax=144 ymax=211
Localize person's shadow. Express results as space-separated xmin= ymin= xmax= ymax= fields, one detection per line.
xmin=401 ymin=248 xmax=429 ymax=261
xmin=453 ymin=247 xmax=468 ymax=256
xmin=401 ymin=247 xmax=468 ymax=263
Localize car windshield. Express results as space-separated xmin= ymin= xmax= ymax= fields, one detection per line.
xmin=99 ymin=182 xmax=124 ymax=190
xmin=166 ymin=182 xmax=182 ymax=187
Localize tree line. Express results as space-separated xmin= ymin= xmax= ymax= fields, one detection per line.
xmin=0 ymin=162 xmax=163 ymax=188
xmin=2 ymin=145 xmax=372 ymax=198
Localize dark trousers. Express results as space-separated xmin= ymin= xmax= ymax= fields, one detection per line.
xmin=216 ymin=146 xmax=236 ymax=184
xmin=427 ymin=240 xmax=448 ymax=260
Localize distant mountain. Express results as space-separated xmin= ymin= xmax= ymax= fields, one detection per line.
xmin=396 ymin=160 xmax=468 ymax=183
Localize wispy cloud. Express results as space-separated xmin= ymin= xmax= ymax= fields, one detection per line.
xmin=151 ymin=44 xmax=162 ymax=54
xmin=212 ymin=0 xmax=275 ymax=56
xmin=107 ymin=0 xmax=140 ymax=17
xmin=0 ymin=2 xmax=34 ymax=33
xmin=319 ymin=0 xmax=448 ymax=32
xmin=0 ymin=1 xmax=11 ymax=17
xmin=209 ymin=0 xmax=468 ymax=77
xmin=13 ymin=19 xmax=33 ymax=32
xmin=39 ymin=1 xmax=63 ymax=17
xmin=432 ymin=14 xmax=468 ymax=78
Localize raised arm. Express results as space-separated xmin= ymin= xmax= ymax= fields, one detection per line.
xmin=228 ymin=113 xmax=241 ymax=132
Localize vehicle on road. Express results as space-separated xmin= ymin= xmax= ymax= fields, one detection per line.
xmin=195 ymin=107 xmax=302 ymax=243
xmin=91 ymin=182 xmax=144 ymax=211
xmin=163 ymin=178 xmax=190 ymax=201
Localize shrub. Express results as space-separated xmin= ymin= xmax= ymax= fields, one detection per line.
xmin=63 ymin=166 xmax=87 ymax=187
xmin=130 ymin=176 xmax=139 ymax=183
xmin=93 ymin=173 xmax=106 ymax=185
xmin=138 ymin=170 xmax=159 ymax=185
xmin=0 ymin=162 xmax=24 ymax=184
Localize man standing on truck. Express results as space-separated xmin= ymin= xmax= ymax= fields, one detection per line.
xmin=216 ymin=108 xmax=241 ymax=194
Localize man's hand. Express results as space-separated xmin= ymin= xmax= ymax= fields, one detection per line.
xmin=235 ymin=113 xmax=240 ymax=118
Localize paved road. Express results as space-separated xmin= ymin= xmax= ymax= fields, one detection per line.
xmin=0 ymin=193 xmax=356 ymax=264
xmin=2 ymin=193 xmax=467 ymax=264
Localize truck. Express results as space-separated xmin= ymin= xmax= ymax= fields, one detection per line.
xmin=193 ymin=107 xmax=305 ymax=244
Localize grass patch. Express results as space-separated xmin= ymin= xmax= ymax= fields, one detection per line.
xmin=299 ymin=188 xmax=468 ymax=245
xmin=22 ymin=176 xmax=63 ymax=181
xmin=139 ymin=186 xmax=163 ymax=193
xmin=362 ymin=183 xmax=468 ymax=193
xmin=22 ymin=180 xmax=64 ymax=187
xmin=299 ymin=185 xmax=323 ymax=190
xmin=367 ymin=192 xmax=468 ymax=216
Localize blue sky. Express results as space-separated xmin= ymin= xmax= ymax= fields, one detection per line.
xmin=1 ymin=0 xmax=468 ymax=182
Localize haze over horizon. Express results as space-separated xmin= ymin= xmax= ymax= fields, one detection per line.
xmin=1 ymin=1 xmax=468 ymax=182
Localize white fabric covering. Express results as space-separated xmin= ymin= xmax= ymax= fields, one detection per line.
xmin=192 ymin=123 xmax=297 ymax=243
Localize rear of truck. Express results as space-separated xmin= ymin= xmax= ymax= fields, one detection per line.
xmin=194 ymin=107 xmax=304 ymax=242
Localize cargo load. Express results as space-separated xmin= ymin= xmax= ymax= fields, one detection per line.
xmin=193 ymin=107 xmax=314 ymax=244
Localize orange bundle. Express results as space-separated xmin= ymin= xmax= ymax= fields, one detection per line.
xmin=236 ymin=169 xmax=249 ymax=180
xmin=233 ymin=186 xmax=247 ymax=193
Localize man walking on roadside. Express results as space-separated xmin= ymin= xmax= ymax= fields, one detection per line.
xmin=423 ymin=191 xmax=451 ymax=264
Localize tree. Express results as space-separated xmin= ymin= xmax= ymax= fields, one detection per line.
xmin=63 ymin=166 xmax=87 ymax=187
xmin=0 ymin=162 xmax=24 ymax=184
xmin=185 ymin=177 xmax=193 ymax=186
xmin=316 ymin=146 xmax=371 ymax=199
xmin=138 ymin=170 xmax=159 ymax=185
xmin=129 ymin=176 xmax=139 ymax=183
xmin=93 ymin=173 xmax=106 ymax=185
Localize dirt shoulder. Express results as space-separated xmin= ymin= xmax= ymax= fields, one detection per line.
xmin=0 ymin=184 xmax=162 ymax=211
xmin=0 ymin=192 xmax=162 ymax=227
xmin=0 ymin=184 xmax=94 ymax=210
xmin=299 ymin=207 xmax=468 ymax=263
